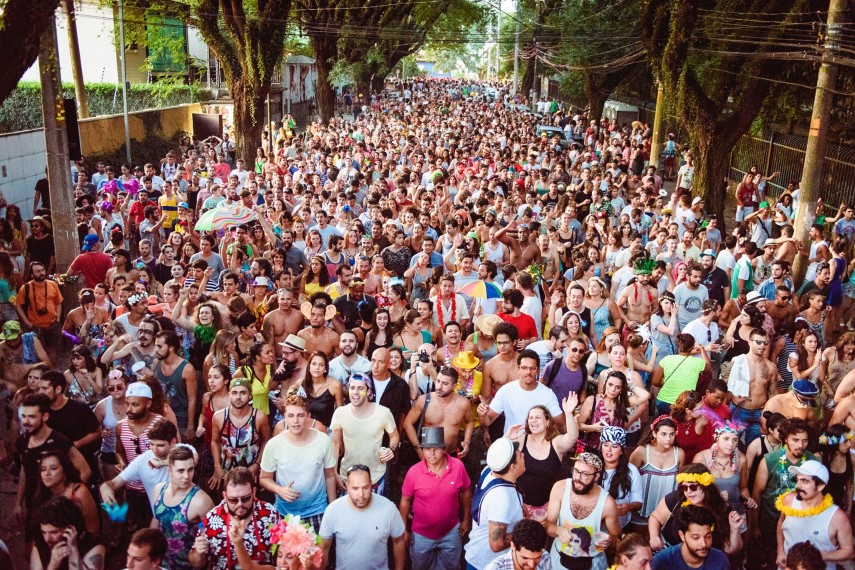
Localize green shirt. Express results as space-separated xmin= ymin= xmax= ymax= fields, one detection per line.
xmin=656 ymin=354 xmax=707 ymax=404
xmin=760 ymin=448 xmax=818 ymax=529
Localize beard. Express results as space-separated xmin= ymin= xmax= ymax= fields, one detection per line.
xmin=572 ymin=479 xmax=597 ymax=495
xmin=795 ymin=488 xmax=807 ymax=500
xmin=33 ymin=274 xmax=47 ymax=282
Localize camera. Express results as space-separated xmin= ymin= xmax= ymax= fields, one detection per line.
xmin=419 ymin=350 xmax=430 ymax=364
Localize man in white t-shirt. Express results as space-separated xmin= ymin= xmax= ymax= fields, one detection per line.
xmin=260 ymin=394 xmax=336 ymax=531
xmin=464 ymin=438 xmax=526 ymax=570
xmin=477 ymin=349 xmax=566 ymax=434
xmin=682 ymin=300 xmax=722 ymax=352
xmin=99 ymin=418 xmax=192 ymax=509
xmin=715 ymin=235 xmax=738 ymax=279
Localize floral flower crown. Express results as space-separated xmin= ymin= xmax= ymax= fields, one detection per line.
xmin=818 ymin=432 xmax=854 ymax=446
xmin=676 ymin=472 xmax=715 ymax=486
xmin=108 ymin=369 xmax=124 ymax=381
xmin=714 ymin=421 xmax=742 ymax=438
xmin=269 ymin=515 xmax=323 ymax=566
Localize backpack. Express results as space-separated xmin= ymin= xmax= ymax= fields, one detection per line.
xmin=471 ymin=467 xmax=517 ymax=525
xmin=544 ymin=356 xmax=587 ymax=398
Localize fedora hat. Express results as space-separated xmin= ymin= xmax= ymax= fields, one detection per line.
xmin=453 ymin=351 xmax=480 ymax=370
xmin=418 ymin=427 xmax=446 ymax=448
xmin=301 ymin=301 xmax=337 ymax=321
xmin=475 ymin=314 xmax=502 ymax=337
xmin=278 ymin=334 xmax=306 ymax=352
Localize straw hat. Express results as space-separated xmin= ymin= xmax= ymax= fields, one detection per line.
xmin=475 ymin=314 xmax=502 ymax=337
xmin=453 ymin=351 xmax=480 ymax=370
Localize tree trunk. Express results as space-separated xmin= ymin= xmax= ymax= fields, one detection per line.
xmin=586 ymin=85 xmax=607 ymax=124
xmin=371 ymin=74 xmax=385 ymax=93
xmin=230 ymin=74 xmax=267 ymax=164
xmin=521 ymin=59 xmax=536 ymax=99
xmin=692 ymin=132 xmax=731 ymax=223
xmin=312 ymin=37 xmax=337 ymax=124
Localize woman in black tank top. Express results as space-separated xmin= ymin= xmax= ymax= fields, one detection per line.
xmin=508 ymin=402 xmax=578 ymax=519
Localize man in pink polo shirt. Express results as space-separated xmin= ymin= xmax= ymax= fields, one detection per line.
xmin=399 ymin=426 xmax=472 ymax=570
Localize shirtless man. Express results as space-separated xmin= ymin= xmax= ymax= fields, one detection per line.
xmin=774 ymin=225 xmax=798 ymax=267
xmin=829 ymin=390 xmax=855 ymax=432
xmin=403 ymin=367 xmax=473 ymax=458
xmin=764 ymin=286 xmax=798 ymax=332
xmin=210 ymin=271 xmax=251 ymax=308
xmin=497 ymin=221 xmax=539 ymax=270
xmin=481 ymin=322 xmax=520 ymax=445
xmin=297 ymin=302 xmax=340 ymax=359
xmin=262 ymin=288 xmax=303 ymax=358
xmin=355 ymin=256 xmax=382 ymax=297
xmin=616 ymin=258 xmax=657 ymax=341
xmin=764 ymin=379 xmax=819 ymax=428
xmin=537 ymin=233 xmax=562 ymax=284
xmin=100 ymin=319 xmax=159 ymax=378
xmin=0 ymin=321 xmax=49 ymax=391
xmin=727 ymin=328 xmax=776 ymax=446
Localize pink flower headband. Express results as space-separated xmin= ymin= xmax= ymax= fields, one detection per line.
xmin=269 ymin=515 xmax=322 ymax=566
xmin=108 ymin=369 xmax=123 ymax=381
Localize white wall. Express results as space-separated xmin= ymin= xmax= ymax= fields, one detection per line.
xmin=21 ymin=2 xmax=118 ymax=84
xmin=0 ymin=130 xmax=47 ymax=220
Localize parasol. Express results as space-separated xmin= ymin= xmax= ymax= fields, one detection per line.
xmin=459 ymin=280 xmax=503 ymax=299
xmin=195 ymin=203 xmax=257 ymax=231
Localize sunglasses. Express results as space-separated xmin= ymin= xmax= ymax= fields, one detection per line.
xmin=680 ymin=483 xmax=701 ymax=493
xmin=347 ymin=464 xmax=370 ymax=475
xmin=131 ymin=437 xmax=141 ymax=455
xmin=107 ymin=385 xmax=123 ymax=392
xmin=225 ymin=493 xmax=253 ymax=505
xmin=753 ymin=339 xmax=770 ymax=346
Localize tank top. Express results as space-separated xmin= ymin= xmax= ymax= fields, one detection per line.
xmin=203 ymin=396 xmax=216 ymax=447
xmin=636 ymin=446 xmax=679 ymax=520
xmin=723 ymin=321 xmax=751 ymax=361
xmin=549 ymin=483 xmax=609 ymax=570
xmin=517 ymin=434 xmax=562 ymax=507
xmin=119 ymin=414 xmax=163 ymax=491
xmin=583 ymin=396 xmax=624 ymax=451
xmin=100 ymin=396 xmax=119 ymax=454
xmin=308 ymin=387 xmax=337 ymax=427
xmin=707 ymin=453 xmax=741 ymax=507
xmin=782 ymin=498 xmax=840 ymax=570
xmin=748 ymin=436 xmax=773 ymax=491
xmin=220 ymin=407 xmax=260 ymax=470
xmin=777 ymin=335 xmax=798 ymax=392
xmin=242 ymin=364 xmax=272 ymax=414
xmin=154 ymin=484 xmax=201 ymax=570
xmin=155 ymin=360 xmax=189 ymax=426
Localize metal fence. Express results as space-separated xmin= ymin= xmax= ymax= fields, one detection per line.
xmin=728 ymin=132 xmax=855 ymax=206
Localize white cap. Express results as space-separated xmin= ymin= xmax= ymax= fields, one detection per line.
xmin=788 ymin=460 xmax=829 ymax=484
xmin=126 ymin=382 xmax=152 ymax=399
xmin=486 ymin=438 xmax=516 ymax=472
xmin=692 ymin=196 xmax=703 ymax=206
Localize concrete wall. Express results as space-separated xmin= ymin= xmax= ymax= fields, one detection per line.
xmin=78 ymin=102 xmax=202 ymax=156
xmin=0 ymin=129 xmax=47 ymax=219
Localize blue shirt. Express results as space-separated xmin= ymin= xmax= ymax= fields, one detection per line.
xmin=652 ymin=545 xmax=730 ymax=570
xmin=409 ymin=251 xmax=443 ymax=269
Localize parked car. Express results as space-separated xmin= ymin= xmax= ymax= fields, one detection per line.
xmin=536 ymin=125 xmax=573 ymax=148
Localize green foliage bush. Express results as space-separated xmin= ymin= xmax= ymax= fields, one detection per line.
xmin=0 ymin=81 xmax=212 ymax=133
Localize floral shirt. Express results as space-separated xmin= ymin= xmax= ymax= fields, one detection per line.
xmin=201 ymin=500 xmax=280 ymax=570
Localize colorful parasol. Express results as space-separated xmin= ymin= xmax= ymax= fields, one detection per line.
xmin=460 ymin=280 xmax=503 ymax=299
xmin=194 ymin=203 xmax=257 ymax=231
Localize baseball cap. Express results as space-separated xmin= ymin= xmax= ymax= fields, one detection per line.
xmin=700 ymin=249 xmax=716 ymax=258
xmin=788 ymin=460 xmax=829 ymax=484
xmin=178 ymin=202 xmax=190 ymax=210
xmin=126 ymin=382 xmax=153 ymax=399
xmin=81 ymin=234 xmax=100 ymax=252
xmin=792 ymin=379 xmax=819 ymax=397
xmin=0 ymin=321 xmax=21 ymax=340
xmin=486 ymin=438 xmax=516 ymax=472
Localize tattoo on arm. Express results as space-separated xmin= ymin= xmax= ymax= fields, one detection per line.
xmin=85 ymin=553 xmax=104 ymax=570
xmin=490 ymin=523 xmax=508 ymax=544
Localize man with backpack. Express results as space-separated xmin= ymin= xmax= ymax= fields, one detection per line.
xmin=464 ymin=437 xmax=525 ymax=570
xmin=542 ymin=336 xmax=589 ymax=404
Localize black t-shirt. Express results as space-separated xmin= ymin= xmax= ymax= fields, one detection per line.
xmin=701 ymin=267 xmax=730 ymax=306
xmin=333 ymin=293 xmax=377 ymax=329
xmin=35 ymin=178 xmax=50 ymax=209
xmin=574 ymin=190 xmax=591 ymax=218
xmin=15 ymin=429 xmax=73 ymax=507
xmin=47 ymin=399 xmax=100 ymax=466
xmin=26 ymin=234 xmax=55 ymax=266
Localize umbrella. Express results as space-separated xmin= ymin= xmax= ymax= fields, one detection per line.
xmin=195 ymin=203 xmax=257 ymax=231
xmin=460 ymin=280 xmax=502 ymax=299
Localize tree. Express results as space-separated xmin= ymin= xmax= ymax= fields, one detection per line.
xmin=550 ymin=0 xmax=643 ymax=120
xmin=123 ymin=0 xmax=291 ymax=162
xmin=0 ymin=0 xmax=62 ymax=105
xmin=641 ymin=0 xmax=806 ymax=219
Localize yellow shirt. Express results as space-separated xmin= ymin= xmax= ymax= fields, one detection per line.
xmin=244 ymin=364 xmax=272 ymax=414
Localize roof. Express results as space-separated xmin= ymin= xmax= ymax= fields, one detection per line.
xmin=285 ymin=55 xmax=315 ymax=64
xmin=604 ymin=100 xmax=639 ymax=112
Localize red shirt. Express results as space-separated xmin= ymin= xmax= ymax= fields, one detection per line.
xmin=69 ymin=252 xmax=113 ymax=288
xmin=128 ymin=199 xmax=153 ymax=225
xmin=498 ymin=312 xmax=538 ymax=341
xmin=401 ymin=456 xmax=470 ymax=539
xmin=212 ymin=162 xmax=231 ymax=181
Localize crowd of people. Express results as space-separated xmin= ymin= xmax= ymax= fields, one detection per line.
xmin=0 ymin=77 xmax=852 ymax=570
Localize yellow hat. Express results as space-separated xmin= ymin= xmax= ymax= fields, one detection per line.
xmin=453 ymin=351 xmax=480 ymax=370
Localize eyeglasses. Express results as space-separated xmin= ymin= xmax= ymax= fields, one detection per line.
xmin=107 ymin=385 xmax=123 ymax=392
xmin=680 ymin=483 xmax=701 ymax=493
xmin=753 ymin=339 xmax=770 ymax=346
xmin=225 ymin=494 xmax=253 ymax=505
xmin=572 ymin=468 xmax=597 ymax=480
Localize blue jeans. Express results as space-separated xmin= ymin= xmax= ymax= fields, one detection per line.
xmin=655 ymin=399 xmax=672 ymax=417
xmin=730 ymin=404 xmax=763 ymax=446
xmin=411 ymin=524 xmax=462 ymax=570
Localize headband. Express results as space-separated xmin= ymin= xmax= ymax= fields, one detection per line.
xmin=651 ymin=414 xmax=671 ymax=430
xmin=576 ymin=452 xmax=603 ymax=472
xmin=676 ymin=472 xmax=715 ymax=486
xmin=108 ymin=369 xmax=124 ymax=381
xmin=819 ymin=432 xmax=854 ymax=446
xmin=600 ymin=426 xmax=626 ymax=448
xmin=127 ymin=293 xmax=148 ymax=306
xmin=714 ymin=421 xmax=742 ymax=438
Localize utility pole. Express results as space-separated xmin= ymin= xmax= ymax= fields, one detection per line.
xmin=792 ymin=0 xmax=847 ymax=285
xmin=648 ymin=81 xmax=665 ymax=170
xmin=63 ymin=0 xmax=89 ymax=118
xmin=513 ymin=0 xmax=520 ymax=94
xmin=39 ymin=19 xmax=79 ymax=272
xmin=118 ymin=0 xmax=132 ymax=164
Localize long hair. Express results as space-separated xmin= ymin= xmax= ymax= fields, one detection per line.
xmin=676 ymin=463 xmax=730 ymax=549
xmin=209 ymin=330 xmax=236 ymax=366
xmin=602 ymin=450 xmax=633 ymax=503
xmin=33 ymin=450 xmax=81 ymax=510
xmin=524 ymin=405 xmax=559 ymax=442
xmin=70 ymin=345 xmax=97 ymax=373
xmin=835 ymin=332 xmax=855 ymax=361
xmin=796 ymin=331 xmax=821 ymax=372
xmin=641 ymin=416 xmax=677 ymax=447
xmin=819 ymin=423 xmax=854 ymax=486
xmin=302 ymin=255 xmax=331 ymax=287
xmin=194 ymin=302 xmax=223 ymax=330
xmin=601 ymin=370 xmax=630 ymax=425
xmin=370 ymin=307 xmax=391 ymax=338
xmin=595 ymin=326 xmax=621 ymax=354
